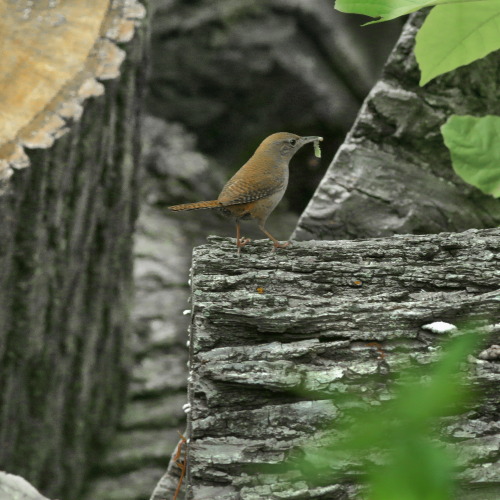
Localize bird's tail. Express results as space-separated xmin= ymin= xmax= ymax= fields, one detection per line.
xmin=168 ymin=200 xmax=221 ymax=211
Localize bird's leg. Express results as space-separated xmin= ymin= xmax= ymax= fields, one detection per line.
xmin=258 ymin=224 xmax=290 ymax=250
xmin=236 ymin=220 xmax=251 ymax=255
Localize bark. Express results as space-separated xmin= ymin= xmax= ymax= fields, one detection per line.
xmin=294 ymin=12 xmax=500 ymax=241
xmin=182 ymin=229 xmax=499 ymax=499
xmin=0 ymin=2 xmax=146 ymax=499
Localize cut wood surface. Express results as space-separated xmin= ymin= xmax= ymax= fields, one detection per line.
xmin=183 ymin=229 xmax=499 ymax=499
xmin=0 ymin=0 xmax=145 ymax=182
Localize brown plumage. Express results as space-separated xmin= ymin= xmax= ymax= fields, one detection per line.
xmin=169 ymin=200 xmax=221 ymax=211
xmin=168 ymin=132 xmax=323 ymax=254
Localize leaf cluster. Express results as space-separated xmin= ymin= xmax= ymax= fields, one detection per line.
xmin=287 ymin=332 xmax=480 ymax=500
xmin=335 ymin=0 xmax=500 ymax=198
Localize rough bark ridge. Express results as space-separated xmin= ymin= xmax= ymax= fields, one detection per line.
xmin=0 ymin=11 xmax=146 ymax=500
xmin=185 ymin=230 xmax=499 ymax=499
xmin=294 ymin=12 xmax=500 ymax=241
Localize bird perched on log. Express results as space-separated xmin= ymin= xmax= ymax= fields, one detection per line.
xmin=168 ymin=132 xmax=323 ymax=254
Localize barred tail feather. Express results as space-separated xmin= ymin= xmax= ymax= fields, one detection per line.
xmin=168 ymin=200 xmax=221 ymax=211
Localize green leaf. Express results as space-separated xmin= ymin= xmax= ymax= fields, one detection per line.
xmin=369 ymin=436 xmax=455 ymax=500
xmin=334 ymin=0 xmax=470 ymax=23
xmin=441 ymin=115 xmax=500 ymax=198
xmin=415 ymin=1 xmax=500 ymax=85
xmin=335 ymin=0 xmax=431 ymax=22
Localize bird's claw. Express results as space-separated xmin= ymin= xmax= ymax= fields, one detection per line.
xmin=237 ymin=237 xmax=251 ymax=247
xmin=272 ymin=241 xmax=290 ymax=252
xmin=236 ymin=237 xmax=251 ymax=256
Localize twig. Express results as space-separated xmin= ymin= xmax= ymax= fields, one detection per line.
xmin=173 ymin=432 xmax=188 ymax=500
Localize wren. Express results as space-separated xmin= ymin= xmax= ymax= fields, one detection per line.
xmin=168 ymin=132 xmax=322 ymax=254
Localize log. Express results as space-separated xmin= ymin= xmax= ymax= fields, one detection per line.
xmin=0 ymin=0 xmax=145 ymax=180
xmin=183 ymin=229 xmax=499 ymax=499
xmin=0 ymin=2 xmax=146 ymax=499
xmin=294 ymin=12 xmax=500 ymax=241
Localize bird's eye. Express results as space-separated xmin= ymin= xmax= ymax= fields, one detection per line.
xmin=289 ymin=139 xmax=297 ymax=146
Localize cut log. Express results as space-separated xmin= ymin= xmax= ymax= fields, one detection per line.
xmin=148 ymin=7 xmax=500 ymax=500
xmin=0 ymin=2 xmax=146 ymax=499
xmin=149 ymin=9 xmax=500 ymax=499
xmin=0 ymin=0 xmax=145 ymax=182
xmin=182 ymin=229 xmax=499 ymax=499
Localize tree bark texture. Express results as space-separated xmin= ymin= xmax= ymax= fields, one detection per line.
xmin=0 ymin=9 xmax=146 ymax=500
xmin=294 ymin=12 xmax=500 ymax=241
xmin=184 ymin=230 xmax=499 ymax=499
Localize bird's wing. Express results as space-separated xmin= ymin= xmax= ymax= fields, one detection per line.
xmin=218 ymin=175 xmax=286 ymax=206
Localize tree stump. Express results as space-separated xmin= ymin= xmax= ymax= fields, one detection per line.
xmin=185 ymin=230 xmax=499 ymax=499
xmin=0 ymin=2 xmax=146 ymax=499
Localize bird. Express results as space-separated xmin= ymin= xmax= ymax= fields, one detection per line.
xmin=168 ymin=132 xmax=323 ymax=254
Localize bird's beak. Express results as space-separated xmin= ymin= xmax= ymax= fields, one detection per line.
xmin=300 ymin=136 xmax=323 ymax=145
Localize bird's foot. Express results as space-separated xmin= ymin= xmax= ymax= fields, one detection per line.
xmin=236 ymin=237 xmax=251 ymax=256
xmin=272 ymin=241 xmax=290 ymax=251
xmin=237 ymin=237 xmax=251 ymax=247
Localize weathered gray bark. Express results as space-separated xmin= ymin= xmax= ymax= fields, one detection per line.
xmin=183 ymin=229 xmax=499 ymax=499
xmin=0 ymin=8 xmax=146 ymax=500
xmin=294 ymin=12 xmax=500 ymax=241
